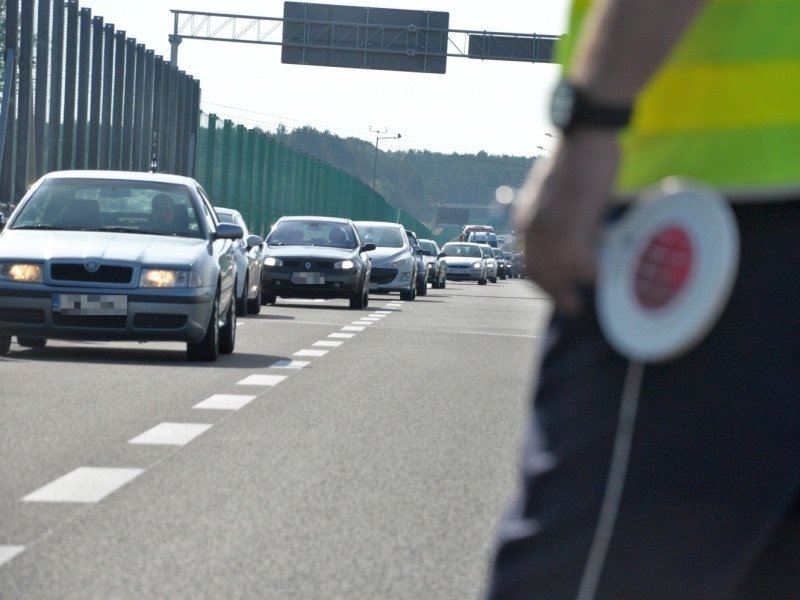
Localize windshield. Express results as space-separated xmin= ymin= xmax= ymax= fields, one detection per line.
xmin=420 ymin=241 xmax=438 ymax=255
xmin=480 ymin=246 xmax=494 ymax=258
xmin=493 ymin=249 xmax=504 ymax=258
xmin=442 ymin=243 xmax=482 ymax=258
xmin=355 ymin=225 xmax=404 ymax=248
xmin=268 ymin=220 xmax=358 ymax=248
xmin=12 ymin=179 xmax=203 ymax=238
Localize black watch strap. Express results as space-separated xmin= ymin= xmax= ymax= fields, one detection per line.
xmin=551 ymin=81 xmax=633 ymax=134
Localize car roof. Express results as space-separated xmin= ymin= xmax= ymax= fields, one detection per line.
xmin=41 ymin=170 xmax=197 ymax=186
xmin=443 ymin=241 xmax=481 ymax=247
xmin=278 ymin=215 xmax=352 ymax=224
xmin=353 ymin=221 xmax=404 ymax=229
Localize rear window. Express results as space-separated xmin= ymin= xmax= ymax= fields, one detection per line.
xmin=12 ymin=178 xmax=203 ymax=238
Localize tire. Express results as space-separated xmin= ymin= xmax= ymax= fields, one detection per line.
xmin=478 ymin=276 xmax=487 ymax=285
xmin=17 ymin=337 xmax=46 ymax=348
xmin=400 ymin=288 xmax=412 ymax=301
xmin=187 ymin=293 xmax=219 ymax=362
xmin=235 ymin=276 xmax=248 ymax=316
xmin=247 ymin=283 xmax=262 ymax=315
xmin=349 ymin=277 xmax=368 ymax=309
xmin=416 ymin=279 xmax=427 ymax=296
xmin=490 ymin=277 xmax=497 ymax=284
xmin=219 ymin=295 xmax=236 ymax=354
xmin=0 ymin=335 xmax=10 ymax=355
xmin=262 ymin=294 xmax=277 ymax=305
xmin=432 ymin=277 xmax=440 ymax=289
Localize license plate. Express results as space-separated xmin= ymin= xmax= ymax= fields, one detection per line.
xmin=53 ymin=294 xmax=128 ymax=315
xmin=369 ymin=282 xmax=378 ymax=290
xmin=291 ymin=272 xmax=325 ymax=285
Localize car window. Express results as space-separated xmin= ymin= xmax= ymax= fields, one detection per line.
xmin=196 ymin=187 xmax=218 ymax=233
xmin=11 ymin=178 xmax=203 ymax=239
xmin=420 ymin=241 xmax=438 ymax=254
xmin=441 ymin=243 xmax=482 ymax=258
xmin=354 ymin=225 xmax=405 ymax=248
xmin=215 ymin=211 xmax=234 ymax=224
xmin=268 ymin=221 xmax=358 ymax=249
xmin=481 ymin=246 xmax=494 ymax=258
xmin=234 ymin=214 xmax=250 ymax=238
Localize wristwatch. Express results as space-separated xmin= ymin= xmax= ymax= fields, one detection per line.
xmin=550 ymin=80 xmax=633 ymax=134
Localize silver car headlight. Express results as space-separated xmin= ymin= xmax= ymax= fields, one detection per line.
xmin=471 ymin=261 xmax=483 ymax=269
xmin=140 ymin=269 xmax=201 ymax=288
xmin=487 ymin=261 xmax=495 ymax=268
xmin=263 ymin=257 xmax=283 ymax=267
xmin=0 ymin=263 xmax=43 ymax=283
xmin=334 ymin=260 xmax=356 ymax=270
xmin=386 ymin=257 xmax=408 ymax=267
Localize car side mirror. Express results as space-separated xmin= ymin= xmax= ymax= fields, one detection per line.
xmin=215 ymin=223 xmax=244 ymax=240
xmin=414 ymin=247 xmax=424 ymax=255
xmin=361 ymin=243 xmax=377 ymax=252
xmin=246 ymin=234 xmax=263 ymax=249
xmin=437 ymin=252 xmax=446 ymax=258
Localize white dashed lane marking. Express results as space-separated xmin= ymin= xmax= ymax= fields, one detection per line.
xmin=374 ymin=311 xmax=392 ymax=315
xmin=329 ymin=333 xmax=355 ymax=339
xmin=237 ymin=374 xmax=289 ymax=386
xmin=194 ymin=394 xmax=258 ymax=410
xmin=23 ymin=468 xmax=144 ymax=503
xmin=341 ymin=326 xmax=364 ymax=332
xmin=351 ymin=321 xmax=373 ymax=326
xmin=294 ymin=349 xmax=328 ymax=357
xmin=269 ymin=359 xmax=310 ymax=369
xmin=313 ymin=340 xmax=343 ymax=347
xmin=0 ymin=546 xmax=25 ymax=567
xmin=128 ymin=423 xmax=213 ymax=446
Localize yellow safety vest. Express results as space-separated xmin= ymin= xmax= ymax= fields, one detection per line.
xmin=561 ymin=0 xmax=800 ymax=200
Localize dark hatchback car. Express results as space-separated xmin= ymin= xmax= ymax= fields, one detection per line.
xmin=260 ymin=216 xmax=375 ymax=309
xmin=419 ymin=239 xmax=446 ymax=288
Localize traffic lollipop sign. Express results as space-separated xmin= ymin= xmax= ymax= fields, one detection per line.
xmin=597 ymin=179 xmax=740 ymax=362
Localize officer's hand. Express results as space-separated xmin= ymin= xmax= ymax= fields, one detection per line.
xmin=514 ymin=130 xmax=620 ymax=315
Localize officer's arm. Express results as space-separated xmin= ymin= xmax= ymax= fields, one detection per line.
xmin=516 ymin=0 xmax=707 ymax=314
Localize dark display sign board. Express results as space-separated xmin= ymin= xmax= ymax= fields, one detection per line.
xmin=468 ymin=34 xmax=556 ymax=63
xmin=435 ymin=206 xmax=470 ymax=229
xmin=282 ymin=2 xmax=449 ymax=73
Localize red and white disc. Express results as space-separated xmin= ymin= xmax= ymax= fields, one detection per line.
xmin=597 ymin=179 xmax=740 ymax=362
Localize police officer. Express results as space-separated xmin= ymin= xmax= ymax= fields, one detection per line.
xmin=485 ymin=0 xmax=800 ymax=597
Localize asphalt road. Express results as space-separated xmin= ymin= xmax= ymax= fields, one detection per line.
xmin=0 ymin=278 xmax=551 ymax=600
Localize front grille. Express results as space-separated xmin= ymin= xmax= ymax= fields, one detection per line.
xmin=282 ymin=260 xmax=335 ymax=270
xmin=133 ymin=313 xmax=188 ymax=330
xmin=0 ymin=308 xmax=46 ymax=324
xmin=371 ymin=268 xmax=398 ymax=285
xmin=51 ymin=263 xmax=133 ymax=284
xmin=52 ymin=313 xmax=127 ymax=328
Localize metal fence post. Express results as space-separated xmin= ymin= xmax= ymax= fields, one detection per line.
xmin=121 ymin=37 xmax=136 ymax=170
xmin=141 ymin=49 xmax=155 ymax=171
xmin=189 ymin=79 xmax=201 ymax=177
xmin=150 ymin=55 xmax=163 ymax=171
xmin=14 ymin=0 xmax=35 ymax=202
xmin=110 ymin=30 xmax=125 ymax=170
xmin=99 ymin=23 xmax=114 ymax=170
xmin=46 ymin=0 xmax=64 ymax=173
xmin=166 ymin=64 xmax=178 ymax=173
xmin=34 ymin=0 xmax=51 ymax=178
xmin=88 ymin=15 xmax=103 ymax=170
xmin=132 ymin=44 xmax=145 ymax=171
xmin=62 ymin=0 xmax=79 ymax=170
xmin=174 ymin=71 xmax=187 ymax=175
xmin=75 ymin=6 xmax=92 ymax=169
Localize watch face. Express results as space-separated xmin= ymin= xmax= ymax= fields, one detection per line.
xmin=551 ymin=82 xmax=575 ymax=129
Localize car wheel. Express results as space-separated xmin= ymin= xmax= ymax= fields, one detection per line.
xmin=409 ymin=281 xmax=417 ymax=300
xmin=490 ymin=277 xmax=497 ymax=284
xmin=219 ymin=295 xmax=236 ymax=354
xmin=235 ymin=276 xmax=248 ymax=316
xmin=432 ymin=277 xmax=440 ymax=289
xmin=247 ymin=283 xmax=262 ymax=315
xmin=263 ymin=294 xmax=277 ymax=305
xmin=478 ymin=275 xmax=487 ymax=285
xmin=0 ymin=335 xmax=10 ymax=355
xmin=17 ymin=337 xmax=46 ymax=348
xmin=187 ymin=292 xmax=219 ymax=362
xmin=349 ymin=277 xmax=368 ymax=309
xmin=417 ymin=279 xmax=427 ymax=296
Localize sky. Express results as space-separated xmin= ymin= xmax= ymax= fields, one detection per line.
xmin=80 ymin=1 xmax=570 ymax=158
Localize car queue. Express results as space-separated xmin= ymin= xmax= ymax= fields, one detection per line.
xmin=0 ymin=170 xmax=520 ymax=363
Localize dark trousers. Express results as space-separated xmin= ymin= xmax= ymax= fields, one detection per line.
xmin=486 ymin=200 xmax=800 ymax=599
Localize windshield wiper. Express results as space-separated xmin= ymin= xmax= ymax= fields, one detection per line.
xmin=11 ymin=224 xmax=64 ymax=230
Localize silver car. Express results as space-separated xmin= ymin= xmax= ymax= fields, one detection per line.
xmin=479 ymin=244 xmax=498 ymax=283
xmin=214 ymin=207 xmax=264 ymax=315
xmin=0 ymin=170 xmax=243 ymax=361
xmin=441 ymin=242 xmax=488 ymax=285
xmin=354 ymin=221 xmax=417 ymax=300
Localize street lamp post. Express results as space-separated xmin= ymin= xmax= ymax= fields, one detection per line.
xmin=370 ymin=126 xmax=401 ymax=190
xmin=537 ymin=145 xmax=553 ymax=156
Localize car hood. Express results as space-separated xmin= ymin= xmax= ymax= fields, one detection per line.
xmin=0 ymin=230 xmax=207 ymax=266
xmin=364 ymin=247 xmax=410 ymax=265
xmin=265 ymin=245 xmax=357 ymax=260
xmin=444 ymin=256 xmax=482 ymax=267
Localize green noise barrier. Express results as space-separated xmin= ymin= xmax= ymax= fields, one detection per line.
xmin=194 ymin=113 xmax=433 ymax=240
